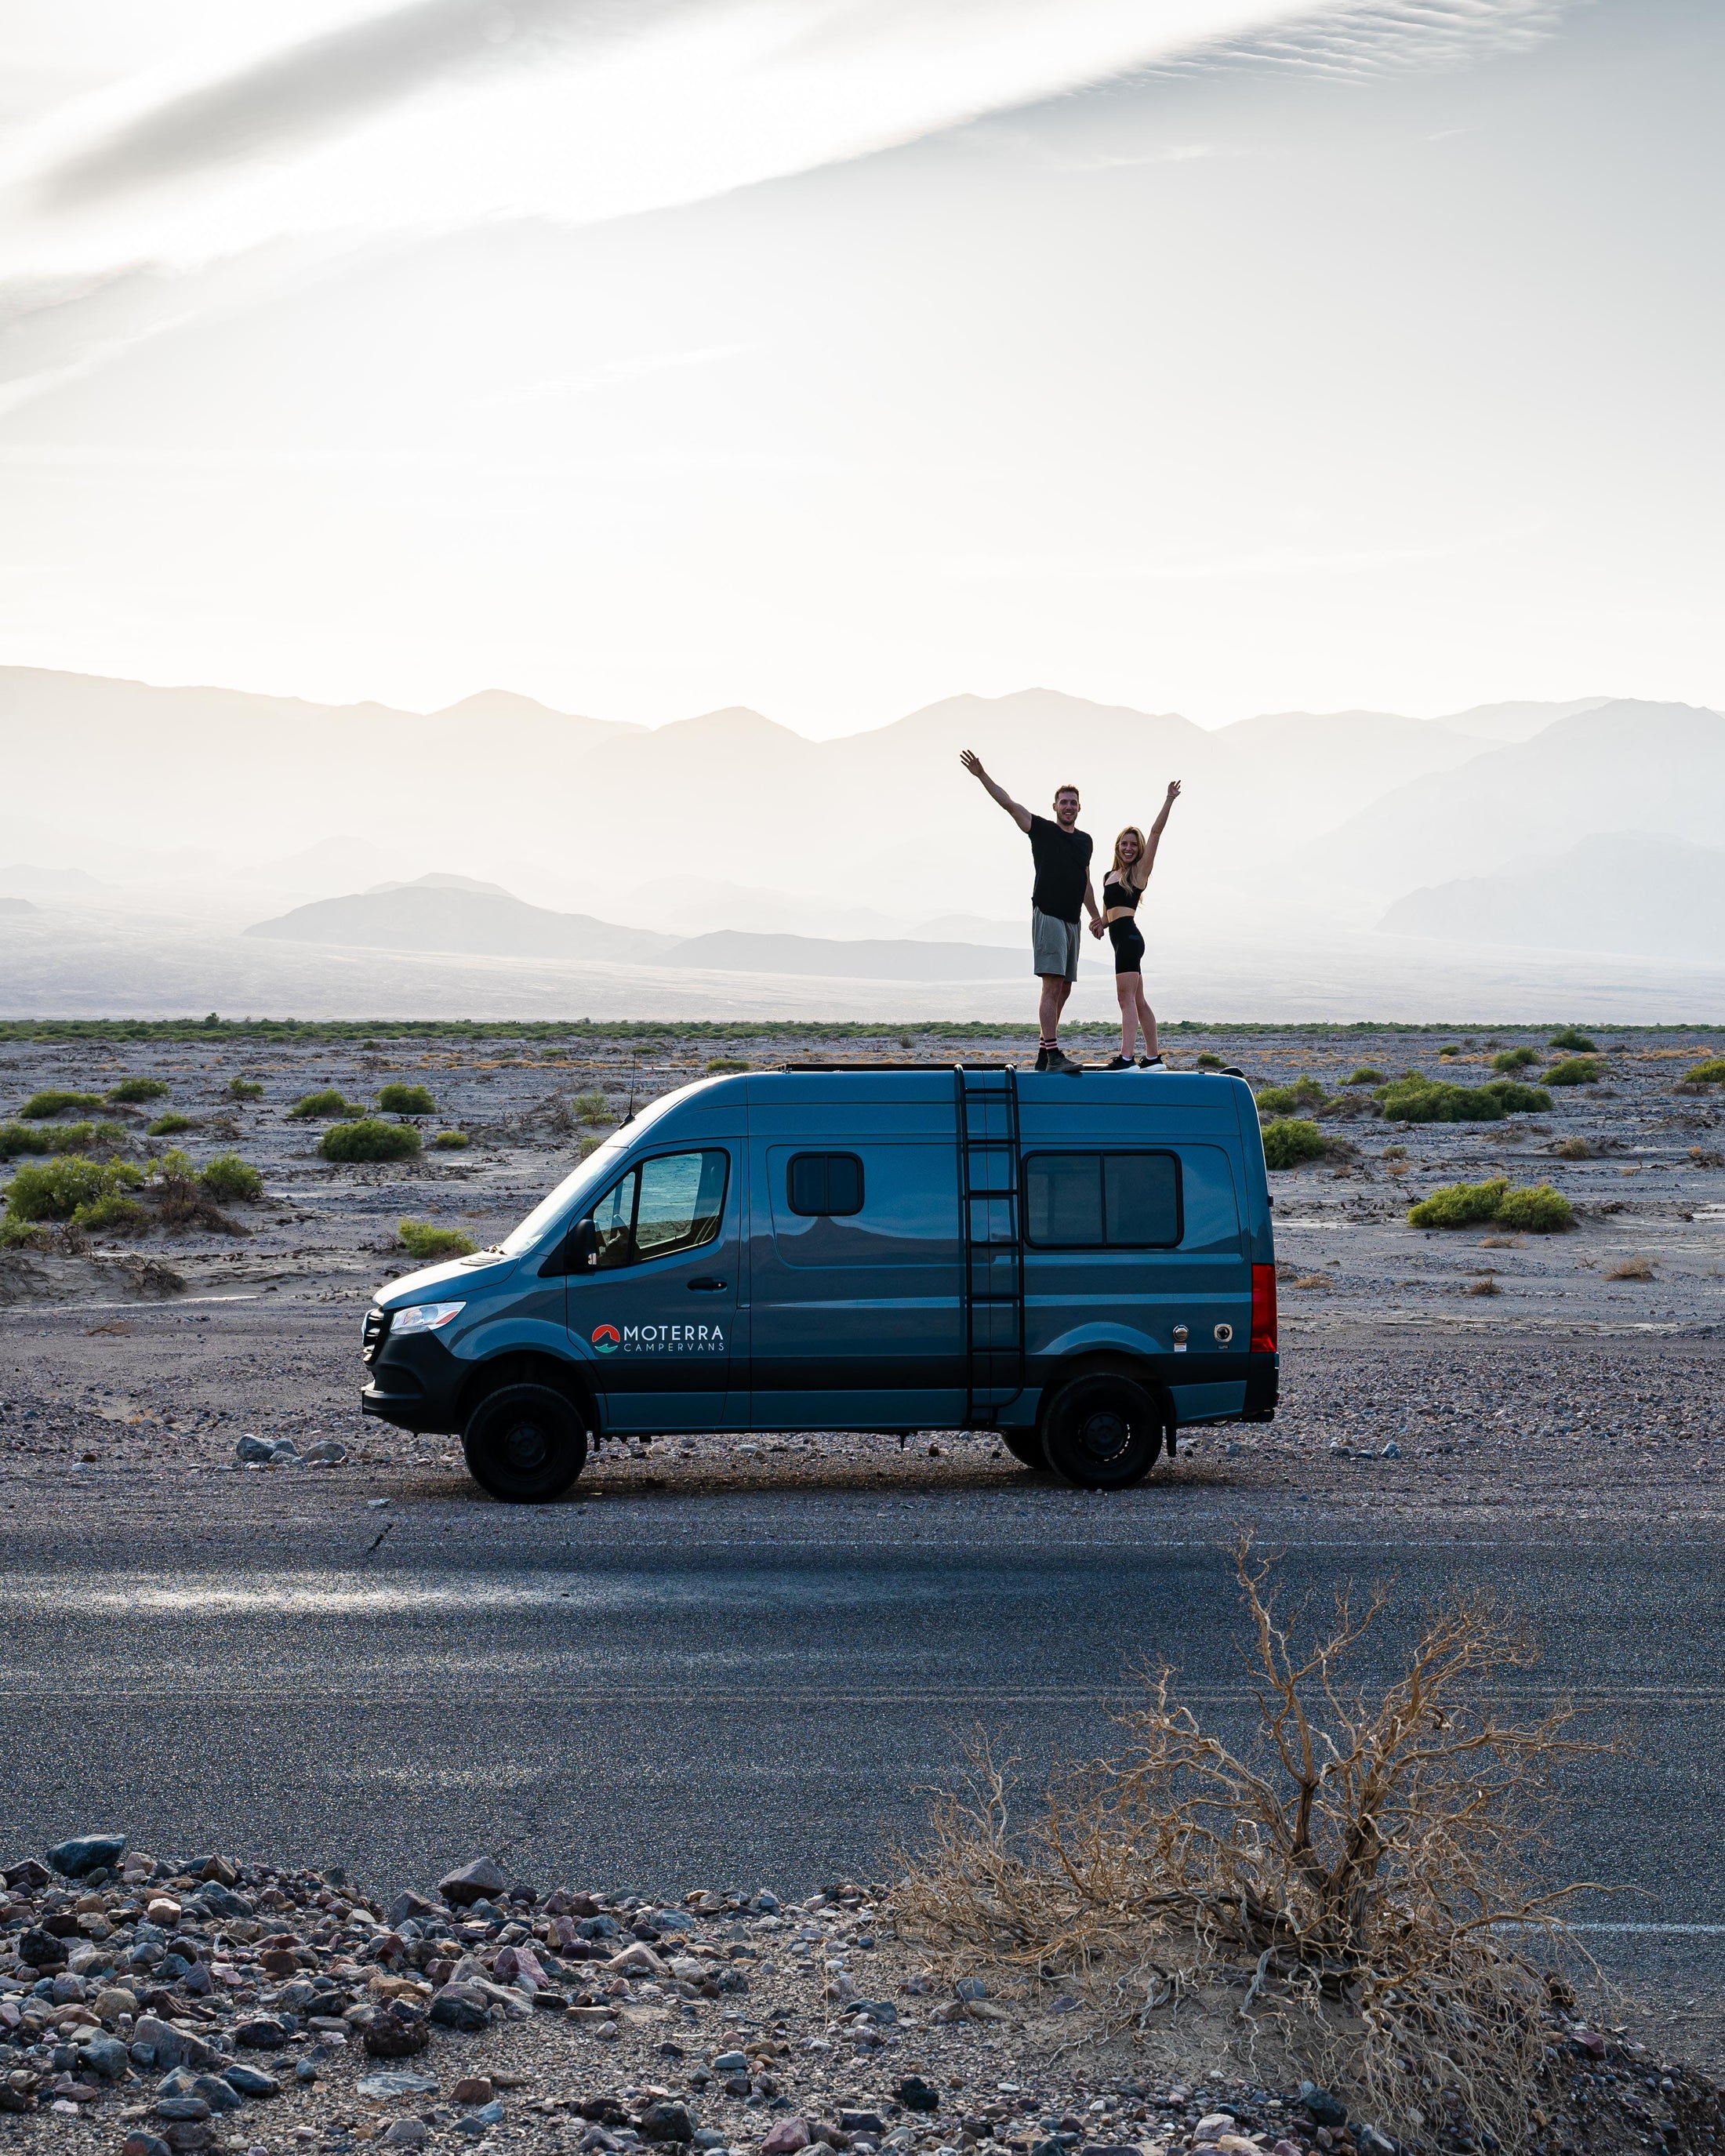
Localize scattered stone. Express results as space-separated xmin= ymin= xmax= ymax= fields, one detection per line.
xmin=895 ymin=2078 xmax=941 ymax=2115
xmin=47 ymin=1831 xmax=128 ymax=1877
xmin=18 ymin=1925 xmax=68 ymax=1968
xmin=303 ymin=1439 xmax=348 ymax=1465
xmin=429 ymin=1984 xmax=491 ymax=2032
xmin=759 ymin=2120 xmax=811 ymax=2155
xmin=223 ymin=2067 xmax=281 ymax=2099
xmin=1298 ymin=2082 xmax=1348 ymax=2129
xmin=438 ymin=1857 xmax=507 ymax=1907
xmin=640 ymin=2099 xmax=696 ymax=2143
xmin=123 ymin=2135 xmax=173 ymax=2156
xmin=381 ymin=2119 xmax=429 ymax=2147
xmin=234 ymin=2017 xmax=293 ymax=2049
xmin=450 ymin=2077 xmax=495 ymax=2105
xmin=78 ymin=2034 xmax=130 ymax=2079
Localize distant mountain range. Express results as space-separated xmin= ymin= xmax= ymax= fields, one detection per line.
xmin=1380 ymin=832 xmax=1725 ymax=960
xmin=244 ymin=878 xmax=1032 ymax=979
xmin=5 ymin=666 xmax=1723 ymax=1008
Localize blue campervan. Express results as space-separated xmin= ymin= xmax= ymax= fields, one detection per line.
xmin=359 ymin=1065 xmax=1278 ymax=1499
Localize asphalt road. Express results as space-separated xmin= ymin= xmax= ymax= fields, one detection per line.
xmin=6 ymin=1489 xmax=1724 ymax=2015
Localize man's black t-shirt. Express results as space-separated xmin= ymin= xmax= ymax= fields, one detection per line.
xmin=1028 ymin=815 xmax=1093 ymax=924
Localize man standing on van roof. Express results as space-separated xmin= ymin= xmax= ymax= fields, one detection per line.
xmin=960 ymin=750 xmax=1099 ymax=1073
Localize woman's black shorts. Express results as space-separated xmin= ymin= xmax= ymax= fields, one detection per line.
xmin=1108 ymin=917 xmax=1145 ymax=975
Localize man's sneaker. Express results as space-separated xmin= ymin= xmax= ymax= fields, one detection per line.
xmin=1137 ymin=1054 xmax=1167 ymax=1069
xmin=1103 ymin=1053 xmax=1134 ymax=1070
xmin=1033 ymin=1047 xmax=1051 ymax=1072
xmin=1044 ymin=1047 xmax=1083 ymax=1075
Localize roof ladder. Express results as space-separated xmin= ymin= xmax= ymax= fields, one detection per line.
xmin=956 ymin=1065 xmax=1026 ymax=1425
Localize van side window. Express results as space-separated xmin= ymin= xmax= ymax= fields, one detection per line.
xmin=1024 ymin=1151 xmax=1181 ymax=1248
xmin=786 ymin=1152 xmax=865 ymax=1217
xmin=589 ymin=1150 xmax=728 ymax=1269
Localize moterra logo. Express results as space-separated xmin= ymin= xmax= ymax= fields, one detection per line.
xmin=589 ymin=1321 xmax=725 ymax=1355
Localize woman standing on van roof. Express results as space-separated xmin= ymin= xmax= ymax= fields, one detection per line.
xmin=1093 ymin=779 xmax=1181 ymax=1069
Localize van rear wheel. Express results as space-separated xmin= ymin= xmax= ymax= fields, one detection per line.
xmin=1040 ymin=1374 xmax=1164 ymax=1490
xmin=463 ymin=1382 xmax=587 ymax=1503
xmin=999 ymin=1430 xmax=1047 ymax=1470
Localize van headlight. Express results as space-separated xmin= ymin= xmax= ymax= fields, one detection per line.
xmin=390 ymin=1300 xmax=466 ymax=1337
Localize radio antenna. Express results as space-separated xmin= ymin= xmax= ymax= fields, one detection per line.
xmin=623 ymin=1055 xmax=638 ymax=1125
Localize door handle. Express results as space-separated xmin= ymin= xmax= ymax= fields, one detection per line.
xmin=688 ymin=1276 xmax=728 ymax=1291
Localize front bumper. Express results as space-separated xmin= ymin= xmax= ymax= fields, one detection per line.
xmin=361 ymin=1329 xmax=464 ymax=1434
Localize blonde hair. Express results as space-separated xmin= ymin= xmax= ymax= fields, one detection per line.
xmin=1110 ymin=826 xmax=1147 ymax=879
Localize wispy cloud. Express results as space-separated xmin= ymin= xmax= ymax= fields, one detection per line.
xmin=0 ymin=0 xmax=1572 ymax=278
xmin=1144 ymin=0 xmax=1571 ymax=82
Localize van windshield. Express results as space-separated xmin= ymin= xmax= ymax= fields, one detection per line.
xmin=496 ymin=1087 xmax=689 ymax=1256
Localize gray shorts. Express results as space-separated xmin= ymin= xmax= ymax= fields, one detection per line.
xmin=1031 ymin=908 xmax=1081 ymax=982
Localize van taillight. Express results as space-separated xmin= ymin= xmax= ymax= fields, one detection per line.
xmin=1251 ymin=1264 xmax=1277 ymax=1355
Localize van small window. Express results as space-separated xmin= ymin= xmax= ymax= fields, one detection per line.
xmin=1025 ymin=1151 xmax=1180 ymax=1248
xmin=787 ymin=1152 xmax=864 ymax=1217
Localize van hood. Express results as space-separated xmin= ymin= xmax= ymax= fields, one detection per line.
xmin=376 ymin=1251 xmax=518 ymax=1307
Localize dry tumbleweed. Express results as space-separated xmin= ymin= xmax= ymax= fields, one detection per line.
xmin=893 ymin=1535 xmax=1614 ymax=2154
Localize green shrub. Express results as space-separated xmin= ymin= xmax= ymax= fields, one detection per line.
xmin=1194 ymin=1052 xmax=1226 ymax=1071
xmin=319 ymin=1117 xmax=422 ymax=1163
xmin=1549 ymin=1026 xmax=1598 ymax=1053
xmin=20 ymin=1089 xmax=103 ymax=1120
xmin=1684 ymin=1058 xmax=1725 ymax=1084
xmin=1491 ymin=1047 xmax=1538 ymax=1073
xmin=1256 ymin=1076 xmax=1329 ymax=1116
xmin=1437 ymin=1044 xmax=1462 ymax=1058
xmin=226 ymin=1076 xmax=265 ymax=1100
xmin=377 ymin=1082 xmax=436 ymax=1116
xmin=1375 ymin=1077 xmax=1507 ymax=1123
xmin=1343 ymin=1065 xmax=1385 ymax=1086
xmin=577 ymin=1134 xmax=608 ymax=1160
xmin=398 ymin=1218 xmax=478 ymax=1261
xmin=705 ymin=1057 xmax=750 ymax=1075
xmin=3 ymin=1154 xmax=144 ymax=1225
xmin=573 ymin=1090 xmax=612 ymax=1124
xmin=107 ymin=1076 xmax=169 ymax=1103
xmin=432 ymin=1130 xmax=470 ymax=1150
xmin=1479 ymin=1080 xmax=1553 ymax=1113
xmin=0 ymin=1123 xmax=52 ymax=1159
xmin=1493 ymin=1182 xmax=1574 ymax=1232
xmin=78 ymin=1192 xmax=150 ymax=1236
xmin=289 ymin=1088 xmax=361 ymax=1120
xmin=147 ymin=1112 xmax=195 ymax=1137
xmin=200 ymin=1151 xmax=264 ymax=1202
xmin=1262 ymin=1117 xmax=1326 ymax=1170
xmin=1544 ymin=1057 xmax=1601 ymax=1087
xmin=1407 ymin=1178 xmax=1509 ymax=1229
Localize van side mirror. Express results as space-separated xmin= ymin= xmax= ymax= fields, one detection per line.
xmin=567 ymin=1216 xmax=598 ymax=1271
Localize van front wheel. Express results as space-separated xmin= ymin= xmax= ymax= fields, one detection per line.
xmin=1040 ymin=1374 xmax=1164 ymax=1490
xmin=463 ymin=1383 xmax=587 ymax=1503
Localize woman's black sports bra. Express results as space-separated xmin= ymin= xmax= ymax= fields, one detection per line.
xmin=1103 ymin=873 xmax=1141 ymax=913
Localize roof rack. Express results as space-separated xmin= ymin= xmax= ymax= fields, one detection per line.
xmin=776 ymin=1060 xmax=1021 ymax=1073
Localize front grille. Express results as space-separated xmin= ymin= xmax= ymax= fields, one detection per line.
xmin=361 ymin=1307 xmax=390 ymax=1365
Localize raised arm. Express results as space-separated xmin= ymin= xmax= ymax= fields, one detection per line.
xmin=959 ymin=749 xmax=1032 ymax=834
xmin=1134 ymin=779 xmax=1182 ymax=885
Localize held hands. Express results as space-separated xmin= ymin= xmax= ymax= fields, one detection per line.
xmin=1088 ymin=917 xmax=1106 ymax=939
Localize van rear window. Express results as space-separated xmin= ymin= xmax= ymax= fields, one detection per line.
xmin=1024 ymin=1151 xmax=1181 ymax=1248
xmin=786 ymin=1152 xmax=865 ymax=1217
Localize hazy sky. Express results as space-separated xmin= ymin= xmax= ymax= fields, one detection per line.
xmin=1 ymin=0 xmax=1720 ymax=734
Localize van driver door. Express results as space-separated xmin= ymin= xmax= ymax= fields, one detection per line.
xmin=563 ymin=1145 xmax=741 ymax=1432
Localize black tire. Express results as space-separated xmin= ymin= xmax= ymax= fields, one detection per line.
xmin=463 ymin=1382 xmax=587 ymax=1503
xmin=999 ymin=1430 xmax=1048 ymax=1470
xmin=1040 ymin=1374 xmax=1164 ymax=1490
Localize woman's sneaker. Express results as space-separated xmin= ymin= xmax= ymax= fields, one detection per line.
xmin=1137 ymin=1054 xmax=1167 ymax=1069
xmin=1104 ymin=1053 xmax=1135 ymax=1069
